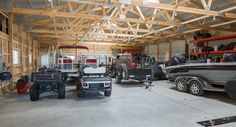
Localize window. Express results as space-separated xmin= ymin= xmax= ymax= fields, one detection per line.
xmin=13 ymin=49 xmax=19 ymax=65
xmin=29 ymin=53 xmax=32 ymax=64
xmin=0 ymin=14 xmax=8 ymax=34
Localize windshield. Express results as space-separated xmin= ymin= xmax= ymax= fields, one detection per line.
xmin=119 ymin=55 xmax=133 ymax=62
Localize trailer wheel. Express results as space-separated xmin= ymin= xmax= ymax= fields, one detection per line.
xmin=189 ymin=81 xmax=204 ymax=96
xmin=30 ymin=83 xmax=39 ymax=101
xmin=58 ymin=82 xmax=65 ymax=99
xmin=175 ymin=78 xmax=188 ymax=92
xmin=104 ymin=91 xmax=111 ymax=96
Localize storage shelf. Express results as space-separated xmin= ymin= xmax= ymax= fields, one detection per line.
xmin=190 ymin=50 xmax=236 ymax=55
xmin=190 ymin=34 xmax=236 ymax=43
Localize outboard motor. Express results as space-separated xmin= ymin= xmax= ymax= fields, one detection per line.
xmin=166 ymin=54 xmax=188 ymax=67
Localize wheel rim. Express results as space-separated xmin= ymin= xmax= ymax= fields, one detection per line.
xmin=177 ymin=81 xmax=185 ymax=91
xmin=191 ymin=84 xmax=200 ymax=94
xmin=122 ymin=71 xmax=125 ymax=78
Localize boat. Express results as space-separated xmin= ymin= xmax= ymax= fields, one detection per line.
xmin=165 ymin=54 xmax=236 ymax=98
xmin=166 ymin=62 xmax=236 ymax=86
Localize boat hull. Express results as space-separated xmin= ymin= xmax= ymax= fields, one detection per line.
xmin=166 ymin=63 xmax=236 ymax=86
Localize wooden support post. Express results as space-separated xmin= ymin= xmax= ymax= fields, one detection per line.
xmin=157 ymin=43 xmax=159 ymax=62
xmin=19 ymin=25 xmax=24 ymax=76
xmin=185 ymin=39 xmax=189 ymax=55
xmin=32 ymin=40 xmax=35 ymax=71
xmin=8 ymin=14 xmax=14 ymax=88
xmin=26 ymin=33 xmax=30 ymax=76
xmin=169 ymin=41 xmax=172 ymax=60
xmin=93 ymin=44 xmax=97 ymax=54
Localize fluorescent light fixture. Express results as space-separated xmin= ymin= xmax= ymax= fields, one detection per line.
xmin=119 ymin=0 xmax=131 ymax=4
xmin=102 ymin=16 xmax=111 ymax=20
xmin=119 ymin=14 xmax=126 ymax=20
xmin=143 ymin=0 xmax=160 ymax=4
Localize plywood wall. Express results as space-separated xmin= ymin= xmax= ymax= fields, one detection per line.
xmin=0 ymin=24 xmax=39 ymax=94
xmin=145 ymin=40 xmax=186 ymax=62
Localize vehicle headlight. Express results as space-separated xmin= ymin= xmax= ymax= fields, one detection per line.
xmin=82 ymin=83 xmax=89 ymax=88
xmin=83 ymin=83 xmax=88 ymax=86
xmin=104 ymin=83 xmax=111 ymax=87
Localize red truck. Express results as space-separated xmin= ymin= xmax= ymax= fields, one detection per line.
xmin=114 ymin=54 xmax=153 ymax=84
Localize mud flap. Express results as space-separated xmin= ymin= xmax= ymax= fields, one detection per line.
xmin=225 ymin=80 xmax=236 ymax=98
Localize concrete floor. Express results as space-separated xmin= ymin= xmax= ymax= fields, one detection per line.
xmin=1 ymin=80 xmax=236 ymax=127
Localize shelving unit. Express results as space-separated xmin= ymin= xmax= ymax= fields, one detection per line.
xmin=190 ymin=34 xmax=236 ymax=43
xmin=190 ymin=34 xmax=236 ymax=58
xmin=191 ymin=50 xmax=236 ymax=55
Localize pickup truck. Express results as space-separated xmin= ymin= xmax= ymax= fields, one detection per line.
xmin=114 ymin=54 xmax=153 ymax=84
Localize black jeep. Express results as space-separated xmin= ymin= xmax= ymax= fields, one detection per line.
xmin=30 ymin=67 xmax=65 ymax=101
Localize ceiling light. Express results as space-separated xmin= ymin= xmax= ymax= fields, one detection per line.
xmin=142 ymin=0 xmax=160 ymax=4
xmin=213 ymin=16 xmax=216 ymax=21
xmin=102 ymin=16 xmax=111 ymax=21
xmin=119 ymin=14 xmax=126 ymax=20
xmin=119 ymin=0 xmax=132 ymax=4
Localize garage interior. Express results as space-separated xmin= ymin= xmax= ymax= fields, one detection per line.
xmin=0 ymin=0 xmax=236 ymax=127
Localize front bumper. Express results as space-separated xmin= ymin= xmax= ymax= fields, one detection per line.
xmin=81 ymin=81 xmax=112 ymax=92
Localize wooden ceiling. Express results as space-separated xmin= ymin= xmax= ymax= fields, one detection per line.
xmin=0 ymin=0 xmax=236 ymax=45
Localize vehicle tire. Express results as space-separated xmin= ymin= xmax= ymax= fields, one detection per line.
xmin=62 ymin=73 xmax=68 ymax=81
xmin=175 ymin=78 xmax=188 ymax=92
xmin=58 ymin=82 xmax=65 ymax=99
xmin=149 ymin=70 xmax=154 ymax=82
xmin=30 ymin=83 xmax=39 ymax=101
xmin=121 ymin=68 xmax=129 ymax=80
xmin=78 ymin=89 xmax=85 ymax=98
xmin=115 ymin=72 xmax=122 ymax=84
xmin=189 ymin=81 xmax=204 ymax=96
xmin=76 ymin=82 xmax=80 ymax=90
xmin=104 ymin=91 xmax=111 ymax=96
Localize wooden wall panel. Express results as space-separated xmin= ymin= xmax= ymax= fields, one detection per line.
xmin=0 ymin=23 xmax=39 ymax=95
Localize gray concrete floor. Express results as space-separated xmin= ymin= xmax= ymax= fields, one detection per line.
xmin=1 ymin=80 xmax=236 ymax=127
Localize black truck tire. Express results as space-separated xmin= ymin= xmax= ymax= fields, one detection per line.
xmin=115 ymin=72 xmax=122 ymax=84
xmin=104 ymin=91 xmax=111 ymax=96
xmin=76 ymin=82 xmax=80 ymax=90
xmin=115 ymin=68 xmax=123 ymax=84
xmin=78 ymin=88 xmax=85 ymax=98
xmin=30 ymin=83 xmax=39 ymax=101
xmin=58 ymin=82 xmax=65 ymax=99
xmin=122 ymin=69 xmax=129 ymax=80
